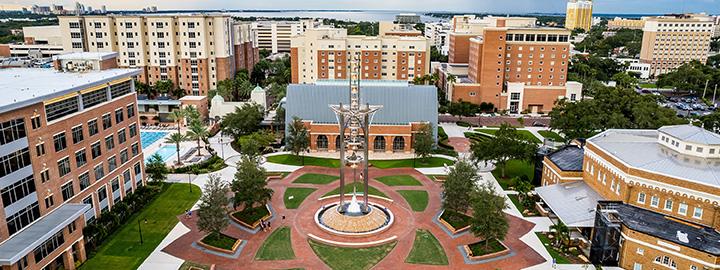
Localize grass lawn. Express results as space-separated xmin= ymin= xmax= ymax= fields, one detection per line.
xmin=468 ymin=238 xmax=506 ymax=256
xmin=537 ymin=130 xmax=564 ymax=142
xmin=375 ymin=175 xmax=422 ymax=186
xmin=323 ymin=182 xmax=388 ymax=198
xmin=639 ymin=83 xmax=657 ymax=89
xmin=405 ymin=229 xmax=448 ymax=265
xmin=292 ymin=173 xmax=339 ymax=184
xmin=440 ymin=210 xmax=472 ymax=230
xmin=475 ymin=129 xmax=542 ymax=144
xmin=309 ymin=239 xmax=396 ymax=270
xmin=79 ymin=183 xmax=200 ymax=270
xmin=232 ymin=206 xmax=270 ymax=225
xmin=397 ymin=190 xmax=429 ymax=212
xmin=179 ymin=261 xmax=211 ymax=270
xmin=492 ymin=159 xmax=535 ymax=190
xmin=200 ymin=232 xmax=238 ymax=250
xmin=255 ymin=227 xmax=295 ymax=260
xmin=266 ymin=154 xmax=454 ymax=169
xmin=284 ymin=188 xmax=317 ymax=209
xmin=535 ymin=233 xmax=572 ymax=264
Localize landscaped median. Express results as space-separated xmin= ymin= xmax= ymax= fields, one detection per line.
xmin=464 ymin=238 xmax=510 ymax=261
xmin=265 ymin=154 xmax=454 ymax=168
xmin=230 ymin=205 xmax=272 ymax=229
xmin=438 ymin=209 xmax=472 ymax=234
xmin=197 ymin=232 xmax=243 ymax=255
xmin=308 ymin=239 xmax=397 ymax=270
xmin=405 ymin=229 xmax=448 ymax=265
xmin=255 ymin=227 xmax=295 ymax=260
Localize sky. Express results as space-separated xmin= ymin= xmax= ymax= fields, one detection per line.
xmin=0 ymin=0 xmax=718 ymax=14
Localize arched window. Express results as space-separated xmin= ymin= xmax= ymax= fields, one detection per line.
xmin=374 ymin=136 xmax=386 ymax=151
xmin=317 ymin=135 xmax=328 ymax=150
xmin=654 ymin=256 xmax=676 ymax=268
xmin=335 ymin=135 xmax=341 ymax=150
xmin=393 ymin=136 xmax=405 ymax=152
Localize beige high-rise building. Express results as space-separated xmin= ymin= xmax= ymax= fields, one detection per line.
xmin=58 ymin=14 xmax=259 ymax=96
xmin=252 ymin=20 xmax=317 ymax=54
xmin=607 ymin=17 xmax=646 ymax=30
xmin=639 ymin=14 xmax=714 ymax=77
xmin=290 ymin=27 xmax=431 ymax=84
xmin=565 ymin=0 xmax=593 ymax=31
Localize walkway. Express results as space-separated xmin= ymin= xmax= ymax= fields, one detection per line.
xmin=160 ymin=166 xmax=546 ymax=270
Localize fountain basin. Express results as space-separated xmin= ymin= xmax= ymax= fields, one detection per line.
xmin=314 ymin=201 xmax=394 ymax=237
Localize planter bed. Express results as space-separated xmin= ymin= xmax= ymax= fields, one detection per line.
xmin=230 ymin=205 xmax=271 ymax=229
xmin=438 ymin=210 xmax=472 ymax=234
xmin=464 ymin=238 xmax=510 ymax=261
xmin=198 ymin=232 xmax=243 ymax=255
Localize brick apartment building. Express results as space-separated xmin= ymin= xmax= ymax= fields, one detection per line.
xmin=538 ymin=125 xmax=720 ymax=270
xmin=0 ymin=52 xmax=145 ymax=270
xmin=442 ymin=16 xmax=582 ymax=113
xmin=290 ymin=26 xmax=431 ymax=84
xmin=57 ymin=14 xmax=259 ymax=96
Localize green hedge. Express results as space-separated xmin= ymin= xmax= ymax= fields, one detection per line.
xmin=171 ymin=155 xmax=227 ymax=174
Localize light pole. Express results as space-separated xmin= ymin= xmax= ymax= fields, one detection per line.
xmin=138 ymin=218 xmax=147 ymax=244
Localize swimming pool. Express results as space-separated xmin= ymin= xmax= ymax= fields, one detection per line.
xmin=146 ymin=145 xmax=177 ymax=163
xmin=140 ymin=131 xmax=169 ymax=149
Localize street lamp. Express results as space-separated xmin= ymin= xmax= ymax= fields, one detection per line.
xmin=138 ymin=218 xmax=147 ymax=244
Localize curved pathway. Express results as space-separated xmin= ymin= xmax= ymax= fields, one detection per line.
xmin=161 ymin=166 xmax=544 ymax=270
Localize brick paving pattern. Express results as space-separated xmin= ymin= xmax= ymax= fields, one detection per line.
xmin=162 ymin=166 xmax=545 ymax=269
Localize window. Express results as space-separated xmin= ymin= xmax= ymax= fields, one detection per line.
xmin=131 ymin=143 xmax=139 ymax=156
xmin=127 ymin=104 xmax=135 ymax=118
xmin=31 ymin=116 xmax=41 ymax=129
xmin=111 ymin=178 xmax=120 ymax=192
xmin=105 ymin=135 xmax=114 ymax=151
xmin=53 ymin=133 xmax=67 ymax=152
xmin=91 ymin=142 xmax=102 ymax=159
xmin=94 ymin=164 xmax=105 ymax=181
xmin=88 ymin=120 xmax=99 ymax=136
xmin=636 ymin=248 xmax=644 ymax=255
xmin=678 ymin=203 xmax=688 ymax=215
xmin=40 ymin=169 xmax=49 ymax=183
xmin=57 ymin=157 xmax=71 ymax=177
xmin=33 ymin=231 xmax=64 ymax=263
xmin=117 ymin=130 xmax=126 ymax=144
xmin=664 ymin=199 xmax=673 ymax=211
xmin=115 ymin=109 xmax=124 ymax=123
xmin=120 ymin=149 xmax=128 ymax=163
xmin=102 ymin=114 xmax=112 ymax=129
xmin=44 ymin=195 xmax=54 ymax=209
xmin=1 ymin=176 xmax=36 ymax=207
xmin=35 ymin=143 xmax=45 ymax=157
xmin=637 ymin=192 xmax=646 ymax=204
xmin=75 ymin=149 xmax=87 ymax=168
xmin=6 ymin=202 xmax=40 ymax=235
xmin=71 ymin=126 xmax=84 ymax=144
xmin=650 ymin=195 xmax=659 ymax=207
xmin=129 ymin=124 xmax=137 ymax=137
xmin=82 ymin=89 xmax=108 ymax=109
xmin=654 ymin=256 xmax=676 ymax=268
xmin=61 ymin=182 xmax=74 ymax=201
xmin=79 ymin=173 xmax=91 ymax=191
xmin=0 ymin=118 xmax=27 ymax=145
xmin=0 ymin=148 xmax=31 ymax=178
xmin=108 ymin=156 xmax=117 ymax=172
xmin=633 ymin=263 xmax=642 ymax=270
xmin=693 ymin=207 xmax=703 ymax=219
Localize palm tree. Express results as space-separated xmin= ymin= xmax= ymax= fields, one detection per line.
xmin=165 ymin=133 xmax=188 ymax=165
xmin=514 ymin=178 xmax=534 ymax=206
xmin=187 ymin=121 xmax=209 ymax=156
xmin=183 ymin=106 xmax=201 ymax=123
xmin=167 ymin=110 xmax=186 ymax=134
xmin=550 ymin=221 xmax=570 ymax=251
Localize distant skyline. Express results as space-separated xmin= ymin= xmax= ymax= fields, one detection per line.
xmin=0 ymin=0 xmax=718 ymax=15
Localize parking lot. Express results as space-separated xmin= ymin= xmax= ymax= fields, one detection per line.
xmin=660 ymin=95 xmax=718 ymax=118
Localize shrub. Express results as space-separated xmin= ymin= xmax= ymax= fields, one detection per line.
xmin=172 ymin=155 xmax=227 ymax=174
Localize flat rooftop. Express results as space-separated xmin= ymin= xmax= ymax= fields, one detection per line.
xmin=0 ymin=68 xmax=140 ymax=114
xmin=588 ymin=129 xmax=720 ymax=188
xmin=53 ymin=52 xmax=118 ymax=61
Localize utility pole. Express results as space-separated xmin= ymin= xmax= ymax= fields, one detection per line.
xmin=713 ymin=84 xmax=718 ymax=106
xmin=703 ymin=79 xmax=709 ymax=99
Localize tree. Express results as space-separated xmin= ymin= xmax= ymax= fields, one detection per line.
xmin=430 ymin=46 xmax=448 ymax=62
xmin=273 ymin=106 xmax=286 ymax=132
xmin=285 ymin=116 xmax=310 ymax=165
xmin=514 ymin=177 xmax=534 ymax=207
xmin=186 ymin=121 xmax=209 ymax=156
xmin=549 ymin=87 xmax=685 ymax=140
xmin=442 ymin=160 xmax=478 ymax=213
xmin=145 ymin=154 xmax=169 ymax=182
xmin=610 ymin=72 xmax=638 ymax=89
xmin=259 ymin=49 xmax=271 ymax=59
xmin=165 ymin=133 xmax=188 ymax=165
xmin=657 ymin=61 xmax=714 ymax=94
xmin=413 ymin=123 xmax=434 ymax=165
xmin=197 ymin=174 xmax=229 ymax=236
xmin=701 ymin=112 xmax=720 ymax=132
xmin=231 ymin=156 xmax=273 ymax=210
xmin=154 ymin=80 xmax=174 ymax=96
xmin=220 ymin=103 xmax=264 ymax=139
xmin=471 ymin=124 xmax=538 ymax=178
xmin=239 ymin=130 xmax=276 ymax=159
xmin=184 ymin=106 xmax=201 ymax=123
xmin=167 ymin=110 xmax=186 ymax=135
xmin=550 ymin=221 xmax=570 ymax=250
xmin=470 ymin=183 xmax=509 ymax=248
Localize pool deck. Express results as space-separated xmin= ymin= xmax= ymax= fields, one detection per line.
xmin=141 ymin=129 xmax=195 ymax=167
